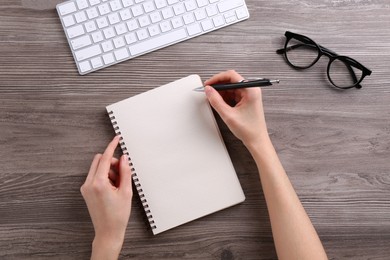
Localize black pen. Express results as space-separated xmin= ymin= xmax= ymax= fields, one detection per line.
xmin=193 ymin=78 xmax=280 ymax=92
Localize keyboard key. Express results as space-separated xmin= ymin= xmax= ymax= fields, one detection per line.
xmin=89 ymin=0 xmax=100 ymax=6
xmin=103 ymin=27 xmax=116 ymax=39
xmin=136 ymin=28 xmax=149 ymax=40
xmin=129 ymin=28 xmax=186 ymax=55
xmin=108 ymin=13 xmax=121 ymax=24
xmin=183 ymin=13 xmax=195 ymax=24
xmin=85 ymin=21 xmax=97 ymax=32
xmin=102 ymin=53 xmax=115 ymax=64
xmin=79 ymin=60 xmax=92 ymax=73
xmin=125 ymin=32 xmax=137 ymax=44
xmin=71 ymin=35 xmax=92 ymax=50
xmin=75 ymin=45 xmax=102 ymax=61
xmin=119 ymin=9 xmax=132 ymax=20
xmin=159 ymin=20 xmax=171 ymax=32
xmin=161 ymin=7 xmax=174 ymax=19
xmin=185 ymin=0 xmax=197 ymax=11
xmin=212 ymin=15 xmax=224 ymax=27
xmin=138 ymin=15 xmax=151 ymax=27
xmin=224 ymin=10 xmax=235 ymax=19
xmin=167 ymin=0 xmax=178 ymax=4
xmin=131 ymin=5 xmax=144 ymax=17
xmin=113 ymin=36 xmax=126 ymax=48
xmin=76 ymin=0 xmax=89 ymax=9
xmin=101 ymin=40 xmax=114 ymax=52
xmin=110 ymin=0 xmax=123 ymax=11
xmin=155 ymin=0 xmax=167 ymax=9
xmin=115 ymin=23 xmax=128 ymax=35
xmin=187 ymin=23 xmax=201 ymax=35
xmin=92 ymin=31 xmax=104 ymax=42
xmin=74 ymin=11 xmax=87 ymax=23
xmin=150 ymin=11 xmax=162 ymax=23
xmin=114 ymin=48 xmax=130 ymax=60
xmin=217 ymin=0 xmax=243 ymax=12
xmin=236 ymin=6 xmax=248 ymax=19
xmin=67 ymin=24 xmax=85 ymax=39
xmin=148 ymin=25 xmax=160 ymax=36
xmin=98 ymin=3 xmax=110 ymax=15
xmin=171 ymin=17 xmax=183 ymax=29
xmin=126 ymin=20 xmax=139 ymax=31
xmin=122 ymin=0 xmax=134 ymax=7
xmin=86 ymin=7 xmax=99 ymax=19
xmin=143 ymin=1 xmax=156 ymax=13
xmin=201 ymin=19 xmax=213 ymax=31
xmin=58 ymin=2 xmax=77 ymax=16
xmin=194 ymin=9 xmax=206 ymax=20
xmin=173 ymin=3 xmax=185 ymax=15
xmin=62 ymin=15 xmax=75 ymax=27
xmin=196 ymin=0 xmax=208 ymax=7
xmin=206 ymin=5 xmax=218 ymax=16
xmin=91 ymin=56 xmax=104 ymax=68
xmin=96 ymin=17 xmax=109 ymax=28
xmin=224 ymin=11 xmax=236 ymax=23
xmin=225 ymin=15 xmax=236 ymax=23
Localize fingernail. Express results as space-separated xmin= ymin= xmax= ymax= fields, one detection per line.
xmin=205 ymin=86 xmax=212 ymax=97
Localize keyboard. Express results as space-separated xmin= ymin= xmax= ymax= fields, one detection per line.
xmin=56 ymin=0 xmax=249 ymax=75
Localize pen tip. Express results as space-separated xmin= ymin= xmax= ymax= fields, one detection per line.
xmin=193 ymin=86 xmax=205 ymax=92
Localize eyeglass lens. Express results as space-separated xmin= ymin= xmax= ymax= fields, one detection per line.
xmin=328 ymin=59 xmax=363 ymax=88
xmin=286 ymin=37 xmax=319 ymax=68
xmin=285 ymin=36 xmax=364 ymax=88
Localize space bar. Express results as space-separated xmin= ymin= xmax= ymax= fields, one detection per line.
xmin=129 ymin=29 xmax=187 ymax=56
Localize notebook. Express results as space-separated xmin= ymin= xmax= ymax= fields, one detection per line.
xmin=106 ymin=75 xmax=245 ymax=235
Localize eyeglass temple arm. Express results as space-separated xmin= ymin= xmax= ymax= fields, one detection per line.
xmin=276 ymin=43 xmax=317 ymax=54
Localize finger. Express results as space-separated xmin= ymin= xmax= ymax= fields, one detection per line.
xmin=205 ymin=86 xmax=232 ymax=119
xmin=111 ymin=157 xmax=120 ymax=171
xmin=85 ymin=154 xmax=102 ymax=183
xmin=108 ymin=169 xmax=119 ymax=187
xmin=204 ymin=70 xmax=244 ymax=86
xmin=118 ymin=155 xmax=133 ymax=196
xmin=96 ymin=135 xmax=120 ymax=179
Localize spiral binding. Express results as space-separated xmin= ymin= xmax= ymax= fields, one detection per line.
xmin=108 ymin=110 xmax=157 ymax=230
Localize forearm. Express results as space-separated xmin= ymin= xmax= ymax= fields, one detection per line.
xmin=91 ymin=236 xmax=123 ymax=260
xmin=246 ymin=137 xmax=327 ymax=260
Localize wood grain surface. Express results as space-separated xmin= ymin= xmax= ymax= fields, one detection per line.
xmin=0 ymin=0 xmax=389 ymax=259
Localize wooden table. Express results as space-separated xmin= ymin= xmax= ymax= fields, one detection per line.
xmin=1 ymin=0 xmax=389 ymax=259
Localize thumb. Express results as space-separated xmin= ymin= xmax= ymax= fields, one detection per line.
xmin=118 ymin=155 xmax=133 ymax=196
xmin=205 ymin=86 xmax=232 ymax=119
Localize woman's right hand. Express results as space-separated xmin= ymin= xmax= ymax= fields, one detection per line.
xmin=204 ymin=70 xmax=270 ymax=148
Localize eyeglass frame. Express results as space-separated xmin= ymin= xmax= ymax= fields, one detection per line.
xmin=276 ymin=31 xmax=372 ymax=89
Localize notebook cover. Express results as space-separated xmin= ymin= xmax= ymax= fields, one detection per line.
xmin=106 ymin=75 xmax=245 ymax=235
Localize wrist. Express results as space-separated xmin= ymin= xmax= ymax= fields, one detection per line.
xmin=91 ymin=235 xmax=124 ymax=260
xmin=244 ymin=135 xmax=278 ymax=167
xmin=244 ymin=133 xmax=273 ymax=155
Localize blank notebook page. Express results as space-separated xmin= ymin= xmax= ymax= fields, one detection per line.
xmin=106 ymin=75 xmax=245 ymax=235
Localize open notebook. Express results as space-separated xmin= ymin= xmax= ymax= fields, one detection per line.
xmin=106 ymin=75 xmax=245 ymax=235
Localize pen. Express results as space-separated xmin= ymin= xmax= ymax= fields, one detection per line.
xmin=193 ymin=78 xmax=280 ymax=92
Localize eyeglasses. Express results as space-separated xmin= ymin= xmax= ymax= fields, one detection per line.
xmin=277 ymin=31 xmax=372 ymax=89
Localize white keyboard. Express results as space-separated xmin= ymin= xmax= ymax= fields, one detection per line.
xmin=57 ymin=0 xmax=249 ymax=75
